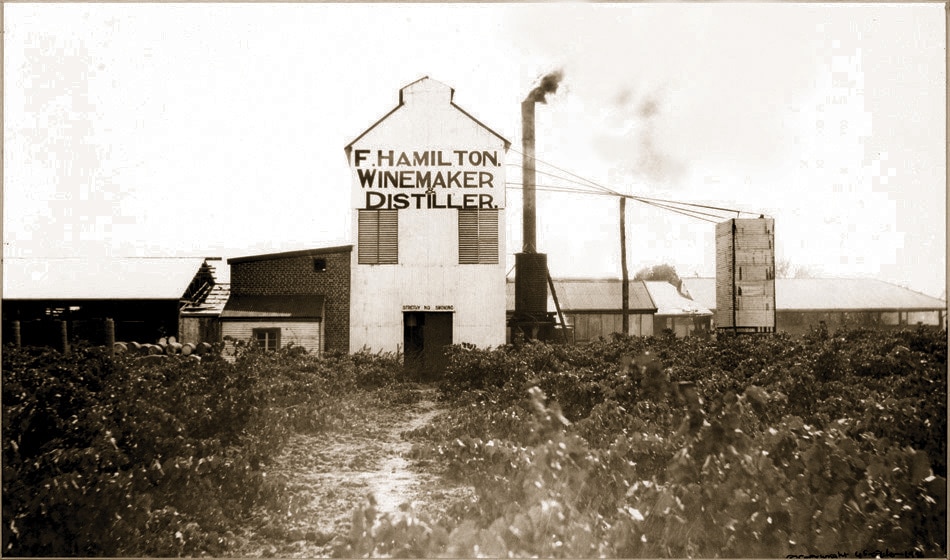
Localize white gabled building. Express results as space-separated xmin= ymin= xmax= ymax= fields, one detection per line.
xmin=344 ymin=77 xmax=510 ymax=374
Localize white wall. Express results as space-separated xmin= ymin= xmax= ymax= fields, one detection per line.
xmin=221 ymin=320 xmax=322 ymax=357
xmin=348 ymin=78 xmax=508 ymax=353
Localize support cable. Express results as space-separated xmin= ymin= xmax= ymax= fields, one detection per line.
xmin=508 ymin=149 xmax=769 ymax=218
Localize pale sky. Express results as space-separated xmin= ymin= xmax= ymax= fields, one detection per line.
xmin=3 ymin=3 xmax=946 ymax=297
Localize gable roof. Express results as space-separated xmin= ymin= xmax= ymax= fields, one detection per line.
xmin=681 ymin=277 xmax=946 ymax=312
xmin=2 ymin=257 xmax=220 ymax=300
xmin=506 ymin=278 xmax=656 ymax=313
xmin=344 ymin=76 xmax=510 ymax=153
xmin=644 ymin=281 xmax=712 ymax=316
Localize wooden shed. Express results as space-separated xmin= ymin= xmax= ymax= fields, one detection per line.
xmin=681 ymin=277 xmax=947 ymax=336
xmin=506 ymin=278 xmax=657 ymax=342
xmin=644 ymin=281 xmax=713 ymax=337
xmin=2 ymin=257 xmax=222 ymax=349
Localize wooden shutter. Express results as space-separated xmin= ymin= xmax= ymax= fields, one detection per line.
xmin=377 ymin=210 xmax=398 ymax=264
xmin=459 ymin=209 xmax=498 ymax=264
xmin=478 ymin=209 xmax=499 ymax=264
xmin=358 ymin=210 xmax=398 ymax=265
xmin=358 ymin=210 xmax=379 ymax=264
xmin=459 ymin=210 xmax=479 ymax=264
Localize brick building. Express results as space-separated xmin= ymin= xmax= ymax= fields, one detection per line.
xmin=220 ymin=246 xmax=351 ymax=355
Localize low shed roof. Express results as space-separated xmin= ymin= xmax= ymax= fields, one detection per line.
xmin=221 ymin=294 xmax=324 ymax=319
xmin=2 ymin=257 xmax=218 ymax=300
xmin=644 ymin=281 xmax=712 ymax=316
xmin=681 ymin=277 xmax=946 ymax=312
xmin=506 ymin=278 xmax=656 ymax=313
xmin=227 ymin=245 xmax=352 ymax=265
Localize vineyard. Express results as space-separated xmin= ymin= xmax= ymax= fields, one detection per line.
xmin=3 ymin=326 xmax=947 ymax=557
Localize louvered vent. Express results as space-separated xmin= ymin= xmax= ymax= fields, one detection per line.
xmin=358 ymin=209 xmax=398 ymax=264
xmin=459 ymin=209 xmax=498 ymax=264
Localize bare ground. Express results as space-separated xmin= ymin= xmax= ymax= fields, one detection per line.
xmin=231 ymin=387 xmax=473 ymax=557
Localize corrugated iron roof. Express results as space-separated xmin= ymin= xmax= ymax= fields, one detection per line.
xmin=644 ymin=281 xmax=712 ymax=316
xmin=181 ymin=283 xmax=231 ymax=317
xmin=506 ymin=278 xmax=656 ymax=313
xmin=2 ymin=257 xmax=215 ymax=300
xmin=221 ymin=294 xmax=324 ymax=319
xmin=681 ymin=277 xmax=947 ymax=311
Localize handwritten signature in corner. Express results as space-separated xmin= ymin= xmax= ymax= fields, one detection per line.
xmin=786 ymin=550 xmax=925 ymax=559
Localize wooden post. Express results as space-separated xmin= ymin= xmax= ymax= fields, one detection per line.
xmin=547 ymin=272 xmax=570 ymax=344
xmin=10 ymin=321 xmax=21 ymax=348
xmin=59 ymin=320 xmax=69 ymax=355
xmin=104 ymin=318 xmax=115 ymax=357
xmin=620 ymin=197 xmax=629 ymax=335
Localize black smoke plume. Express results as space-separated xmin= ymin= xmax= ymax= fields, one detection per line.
xmin=525 ymin=70 xmax=564 ymax=104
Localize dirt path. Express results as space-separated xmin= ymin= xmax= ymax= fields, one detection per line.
xmin=231 ymin=387 xmax=473 ymax=557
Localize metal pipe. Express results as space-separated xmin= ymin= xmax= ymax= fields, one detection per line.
xmin=521 ymin=100 xmax=537 ymax=253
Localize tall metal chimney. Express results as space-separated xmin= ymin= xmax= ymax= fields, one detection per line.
xmin=521 ymin=98 xmax=537 ymax=254
xmin=512 ymin=71 xmax=562 ymax=341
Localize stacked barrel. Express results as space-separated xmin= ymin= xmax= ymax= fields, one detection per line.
xmin=113 ymin=336 xmax=214 ymax=362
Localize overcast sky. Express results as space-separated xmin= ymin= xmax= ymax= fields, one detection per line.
xmin=3 ymin=3 xmax=946 ymax=297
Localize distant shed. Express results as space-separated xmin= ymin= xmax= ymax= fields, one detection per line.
xmin=644 ymin=281 xmax=713 ymax=337
xmin=681 ymin=277 xmax=947 ymax=335
xmin=506 ymin=278 xmax=657 ymax=342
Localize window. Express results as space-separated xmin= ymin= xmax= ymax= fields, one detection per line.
xmin=253 ymin=328 xmax=280 ymax=351
xmin=313 ymin=258 xmax=327 ymax=272
xmin=458 ymin=209 xmax=498 ymax=264
xmin=358 ymin=210 xmax=398 ymax=264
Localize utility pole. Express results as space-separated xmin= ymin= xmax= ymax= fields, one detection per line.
xmin=620 ymin=196 xmax=629 ymax=335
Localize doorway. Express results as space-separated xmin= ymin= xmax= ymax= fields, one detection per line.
xmin=403 ymin=312 xmax=453 ymax=379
